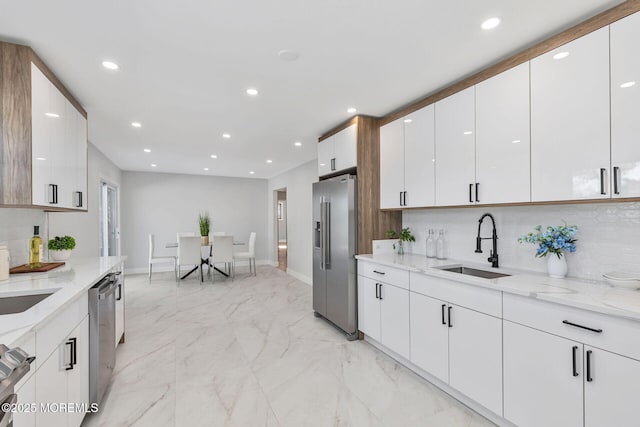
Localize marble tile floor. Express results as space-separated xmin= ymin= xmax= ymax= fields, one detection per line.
xmin=82 ymin=266 xmax=495 ymax=427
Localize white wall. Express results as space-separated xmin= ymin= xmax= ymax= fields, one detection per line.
xmin=0 ymin=209 xmax=46 ymax=267
xmin=268 ymin=160 xmax=318 ymax=284
xmin=403 ymin=201 xmax=640 ymax=281
xmin=121 ymin=171 xmax=268 ymax=271
xmin=48 ymin=143 xmax=123 ymax=258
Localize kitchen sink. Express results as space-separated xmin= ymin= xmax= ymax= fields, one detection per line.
xmin=0 ymin=292 xmax=55 ymax=315
xmin=437 ymin=266 xmax=511 ymax=279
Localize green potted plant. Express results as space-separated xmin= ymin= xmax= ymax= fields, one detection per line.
xmin=199 ymin=211 xmax=211 ymax=244
xmin=387 ymin=227 xmax=415 ymax=255
xmin=48 ymin=235 xmax=76 ymax=261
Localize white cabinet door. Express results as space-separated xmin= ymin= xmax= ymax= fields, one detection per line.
xmin=448 ymin=305 xmax=502 ymax=416
xmin=317 ymin=139 xmax=333 ymax=177
xmin=333 ymin=123 xmax=357 ymax=172
xmin=409 ymin=292 xmax=448 ymax=383
xmin=379 ymin=283 xmax=410 ymax=360
xmin=49 ymin=84 xmax=69 ymax=208
xmin=14 ymin=373 xmax=36 ymax=427
xmin=35 ymin=346 xmax=69 ymax=427
xmin=584 ymin=346 xmax=640 ymax=427
xmin=379 ymin=118 xmax=404 ymax=209
xmin=31 ymin=63 xmax=51 ymax=207
xmin=503 ymin=321 xmax=584 ymax=427
xmin=531 ymin=27 xmax=610 ymax=202
xmin=357 ymin=277 xmax=381 ymax=341
xmin=435 ymin=87 xmax=476 ymax=206
xmin=610 ymin=12 xmax=640 ymax=198
xmin=404 ymin=105 xmax=435 ymax=207
xmin=476 ymin=63 xmax=530 ymax=204
xmin=67 ymin=316 xmax=89 ymax=427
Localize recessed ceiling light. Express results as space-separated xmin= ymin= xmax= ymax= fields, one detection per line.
xmin=404 ymin=119 xmax=412 ymax=123
xmin=101 ymin=61 xmax=119 ymax=70
xmin=294 ymin=141 xmax=302 ymax=147
xmin=481 ymin=17 xmax=501 ymax=30
xmin=36 ymin=157 xmax=46 ymax=161
xmin=210 ymin=154 xmax=218 ymax=159
xmin=249 ymin=171 xmax=255 ymax=175
xmin=143 ymin=148 xmax=151 ymax=153
xmin=512 ymin=140 xmax=521 ymax=144
xmin=278 ymin=49 xmax=299 ymax=61
xmin=246 ymin=88 xmax=259 ymax=96
xmin=553 ymin=51 xmax=570 ymax=60
xmin=463 ymin=131 xmax=473 ymax=135
xmin=266 ymin=159 xmax=273 ymax=163
xmin=45 ymin=112 xmax=60 ymax=118
xmin=131 ymin=122 xmax=142 ymax=128
xmin=203 ymin=167 xmax=209 ymax=171
xmin=320 ymin=163 xmax=326 ymax=166
xmin=347 ymin=107 xmax=357 ymax=114
xmin=222 ymin=133 xmax=231 ymax=139
xmin=621 ymin=81 xmax=636 ymax=88
xmin=431 ymin=158 xmax=436 ymax=162
xmin=150 ymin=164 xmax=157 ymax=168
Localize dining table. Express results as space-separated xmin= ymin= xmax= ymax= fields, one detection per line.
xmin=166 ymin=240 xmax=244 ymax=280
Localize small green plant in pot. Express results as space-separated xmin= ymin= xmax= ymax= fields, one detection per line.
xmin=198 ymin=211 xmax=211 ymax=244
xmin=48 ymin=235 xmax=76 ymax=262
xmin=387 ymin=227 xmax=415 ymax=255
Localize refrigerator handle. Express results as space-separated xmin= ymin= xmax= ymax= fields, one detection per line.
xmin=324 ymin=201 xmax=331 ymax=268
xmin=320 ymin=200 xmax=326 ymax=270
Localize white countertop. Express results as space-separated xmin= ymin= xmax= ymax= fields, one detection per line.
xmin=356 ymin=254 xmax=640 ymax=323
xmin=0 ymin=256 xmax=126 ymax=347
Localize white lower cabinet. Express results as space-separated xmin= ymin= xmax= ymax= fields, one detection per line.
xmin=409 ymin=293 xmax=449 ymax=383
xmin=357 ymin=276 xmax=410 ymax=359
xmin=35 ymin=315 xmax=89 ymax=427
xmin=14 ymin=374 xmax=36 ymax=427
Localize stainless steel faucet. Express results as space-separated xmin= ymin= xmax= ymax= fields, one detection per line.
xmin=475 ymin=213 xmax=499 ymax=268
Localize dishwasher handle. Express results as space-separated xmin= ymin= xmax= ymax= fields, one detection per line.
xmin=98 ymin=282 xmax=118 ymax=300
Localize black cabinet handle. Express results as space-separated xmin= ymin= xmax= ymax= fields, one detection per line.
xmin=562 ymin=320 xmax=603 ymax=334
xmin=572 ymin=345 xmax=579 ymax=377
xmin=378 ymin=283 xmax=383 ymax=300
xmin=403 ymin=191 xmax=407 ymax=206
xmin=613 ymin=166 xmax=620 ymax=195
xmin=49 ymin=184 xmax=59 ymax=204
xmin=74 ymin=191 xmax=83 ymax=208
xmin=447 ymin=306 xmax=452 ymax=328
xmin=375 ymin=283 xmax=379 ymax=299
xmin=475 ymin=183 xmax=479 ymax=203
xmin=441 ymin=304 xmax=446 ymax=325
xmin=65 ymin=338 xmax=76 ymax=370
xmin=331 ymin=158 xmax=336 ymax=171
xmin=116 ymin=283 xmax=123 ymax=301
xmin=469 ymin=184 xmax=473 ymax=203
xmin=586 ymin=350 xmax=593 ymax=382
xmin=372 ymin=270 xmax=385 ymax=275
xmin=600 ymin=168 xmax=606 ymax=195
xmin=400 ymin=191 xmax=403 ymax=207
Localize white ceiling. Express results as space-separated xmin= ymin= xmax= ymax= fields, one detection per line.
xmin=0 ymin=0 xmax=623 ymax=179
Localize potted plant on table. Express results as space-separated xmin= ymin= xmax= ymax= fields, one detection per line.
xmin=199 ymin=211 xmax=211 ymax=245
xmin=48 ymin=235 xmax=76 ymax=261
xmin=386 ymin=227 xmax=416 ymax=255
xmin=518 ymin=223 xmax=577 ymax=278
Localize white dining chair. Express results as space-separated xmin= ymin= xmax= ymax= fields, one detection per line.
xmin=177 ymin=236 xmax=203 ymax=283
xmin=148 ymin=234 xmax=177 ymax=281
xmin=234 ymin=232 xmax=256 ymax=276
xmin=209 ymin=235 xmax=234 ymax=281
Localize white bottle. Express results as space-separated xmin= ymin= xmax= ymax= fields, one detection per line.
xmin=436 ymin=230 xmax=446 ymax=260
xmin=426 ymin=229 xmax=436 ymax=258
xmin=0 ymin=246 xmax=9 ymax=281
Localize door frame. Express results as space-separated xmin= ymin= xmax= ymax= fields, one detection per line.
xmin=99 ymin=177 xmax=120 ymax=257
xmin=273 ymin=187 xmax=287 ymax=269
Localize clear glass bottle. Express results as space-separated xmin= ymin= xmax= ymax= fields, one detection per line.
xmin=426 ymin=229 xmax=436 ymax=258
xmin=436 ymin=229 xmax=446 ymax=260
xmin=29 ymin=225 xmax=43 ymax=268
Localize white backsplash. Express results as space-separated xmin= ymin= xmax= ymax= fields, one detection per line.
xmin=0 ymin=209 xmax=47 ymax=268
xmin=402 ymin=202 xmax=640 ymax=281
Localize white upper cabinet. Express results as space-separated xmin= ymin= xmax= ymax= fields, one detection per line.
xmin=435 ymin=87 xmax=476 ymax=206
xmin=379 ymin=118 xmax=405 ymax=209
xmin=475 ymin=62 xmax=531 ymax=204
xmin=530 ymin=27 xmax=611 ymax=202
xmin=317 ymin=123 xmax=357 ymax=177
xmin=31 ymin=63 xmax=51 ymax=207
xmin=379 ymin=105 xmax=435 ymax=209
xmin=404 ymin=105 xmax=435 ymax=207
xmin=610 ymin=11 xmax=640 ymax=198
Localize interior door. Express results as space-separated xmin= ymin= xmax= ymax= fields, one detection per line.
xmin=100 ymin=182 xmax=120 ymax=257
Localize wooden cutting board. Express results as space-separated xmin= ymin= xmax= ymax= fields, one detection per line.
xmin=10 ymin=262 xmax=65 ymax=274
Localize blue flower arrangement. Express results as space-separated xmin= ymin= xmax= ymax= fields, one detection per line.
xmin=518 ymin=224 xmax=577 ymax=258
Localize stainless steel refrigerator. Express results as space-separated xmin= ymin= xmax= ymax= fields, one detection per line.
xmin=312 ymin=174 xmax=358 ymax=340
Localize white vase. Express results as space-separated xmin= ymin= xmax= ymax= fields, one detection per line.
xmin=50 ymin=249 xmax=71 ymax=262
xmin=547 ymin=254 xmax=567 ymax=278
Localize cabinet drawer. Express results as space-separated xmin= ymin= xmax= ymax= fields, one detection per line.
xmin=35 ymin=293 xmax=88 ymax=368
xmin=504 ymin=293 xmax=640 ymax=361
xmin=410 ymin=272 xmax=502 ymax=318
xmin=358 ymin=261 xmax=409 ymax=290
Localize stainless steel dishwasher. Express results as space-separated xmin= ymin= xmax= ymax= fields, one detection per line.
xmin=88 ymin=273 xmax=117 ymax=406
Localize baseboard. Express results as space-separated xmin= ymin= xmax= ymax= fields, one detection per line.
xmin=126 ymin=259 xmax=271 ymax=275
xmin=286 ymin=268 xmax=311 ymax=286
